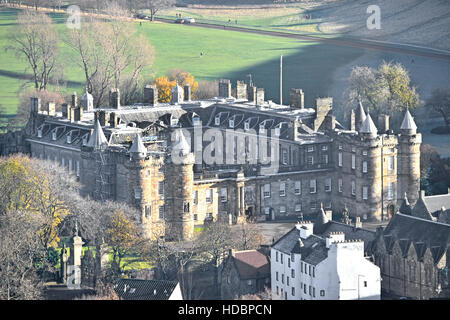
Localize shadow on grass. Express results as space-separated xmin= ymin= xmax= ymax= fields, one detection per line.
xmin=220 ymin=41 xmax=365 ymax=107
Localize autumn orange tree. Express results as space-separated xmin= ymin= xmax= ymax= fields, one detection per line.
xmin=105 ymin=210 xmax=143 ymax=274
xmin=154 ymin=76 xmax=176 ymax=103
xmin=154 ymin=69 xmax=199 ymax=102
xmin=0 ymin=155 xmax=77 ymax=249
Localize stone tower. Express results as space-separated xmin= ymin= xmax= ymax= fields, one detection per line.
xmin=164 ymin=130 xmax=195 ymax=241
xmin=360 ymin=113 xmax=383 ymax=220
xmin=125 ymin=134 xmax=165 ymax=239
xmin=398 ymin=109 xmax=421 ymax=206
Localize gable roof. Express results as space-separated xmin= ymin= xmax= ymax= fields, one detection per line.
xmin=382 ymin=213 xmax=450 ymax=262
xmin=114 ymin=279 xmax=179 ymax=300
xmin=271 ymin=227 xmax=328 ymax=266
xmin=232 ymin=250 xmax=270 ymax=280
xmin=424 ymin=193 xmax=450 ymax=214
xmin=411 ymin=194 xmax=434 ymax=220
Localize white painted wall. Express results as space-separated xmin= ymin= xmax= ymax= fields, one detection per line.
xmin=271 ymin=233 xmax=381 ymax=300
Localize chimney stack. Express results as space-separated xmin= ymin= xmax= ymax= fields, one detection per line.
xmin=248 ymin=85 xmax=257 ymax=103
xmin=236 ymin=80 xmax=247 ymax=100
xmin=350 ymin=109 xmax=356 ymax=131
xmin=30 ymin=97 xmax=41 ymax=113
xmin=144 ymin=85 xmax=158 ymax=105
xmin=256 ymin=88 xmax=264 ymax=105
xmin=62 ymin=103 xmax=70 ymax=120
xmin=184 ymin=84 xmax=191 ymax=102
xmin=378 ymin=114 xmax=390 ymax=133
xmin=109 ymin=88 xmax=120 ymax=109
xmin=109 ymin=112 xmax=118 ymax=128
xmin=73 ymin=107 xmax=83 ymax=122
xmin=95 ymin=110 xmax=106 ymax=126
xmin=290 ymin=88 xmax=304 ymax=109
xmin=47 ymin=102 xmax=56 ymax=116
xmin=219 ymin=79 xmax=231 ymax=98
xmin=71 ymin=92 xmax=78 ymax=108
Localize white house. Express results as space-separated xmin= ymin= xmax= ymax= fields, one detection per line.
xmin=271 ymin=220 xmax=381 ymax=300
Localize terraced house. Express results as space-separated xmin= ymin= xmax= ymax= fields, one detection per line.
xmin=0 ymin=78 xmax=421 ymax=240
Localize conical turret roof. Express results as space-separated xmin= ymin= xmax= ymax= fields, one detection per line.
xmin=86 ymin=120 xmax=108 ymax=149
xmin=400 ymin=108 xmax=417 ymax=131
xmin=357 ymin=100 xmax=366 ymax=123
xmin=130 ymin=134 xmax=146 ymax=154
xmin=173 ymin=130 xmax=191 ymax=156
xmin=360 ymin=114 xmax=378 ymax=135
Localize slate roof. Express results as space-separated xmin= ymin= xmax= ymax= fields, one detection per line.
xmin=400 ymin=108 xmax=417 ymax=131
xmin=86 ymin=120 xmax=108 ymax=149
xmin=114 ymin=279 xmax=179 ymax=300
xmin=424 ymin=194 xmax=450 ymax=214
xmin=411 ymin=194 xmax=434 ymax=220
xmin=360 ymin=114 xmax=378 ymax=135
xmin=129 ymin=134 xmax=146 ymax=154
xmin=232 ymin=250 xmax=270 ymax=280
xmin=271 ymin=227 xmax=329 ymax=266
xmin=317 ymin=221 xmax=377 ymax=255
xmin=382 ymin=213 xmax=450 ymax=262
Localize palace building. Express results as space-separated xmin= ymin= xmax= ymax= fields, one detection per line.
xmin=0 ymin=79 xmax=421 ymax=240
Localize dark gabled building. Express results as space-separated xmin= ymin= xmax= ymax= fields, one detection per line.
xmin=220 ymin=249 xmax=270 ymax=299
xmin=114 ymin=279 xmax=182 ymax=300
xmin=373 ymin=212 xmax=450 ymax=299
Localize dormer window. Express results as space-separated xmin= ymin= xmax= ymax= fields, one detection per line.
xmin=82 ymin=133 xmax=89 ymax=146
xmin=66 ymin=134 xmax=72 ymax=144
xmin=37 ymin=128 xmax=42 ymax=138
xmin=229 ymin=119 xmax=234 ymax=128
xmin=215 ymin=115 xmax=220 ymax=125
xmin=274 ymin=127 xmax=280 ymax=136
xmin=244 ymin=122 xmax=250 ymax=131
xmin=52 ymin=131 xmax=57 ymax=141
xmin=170 ymin=117 xmax=179 ymax=127
xmin=259 ymin=122 xmax=266 ymax=133
xmin=193 ymin=115 xmax=200 ymax=126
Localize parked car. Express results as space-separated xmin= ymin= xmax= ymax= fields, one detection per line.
xmin=175 ymin=18 xmax=185 ymax=24
xmin=184 ymin=17 xmax=195 ymax=24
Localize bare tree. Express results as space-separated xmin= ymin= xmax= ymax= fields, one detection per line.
xmin=7 ymin=10 xmax=61 ymax=91
xmin=345 ymin=61 xmax=420 ymax=117
xmin=426 ymin=87 xmax=450 ymax=130
xmin=0 ymin=211 xmax=48 ymax=300
xmin=139 ymin=0 xmax=176 ymax=21
xmin=66 ymin=16 xmax=154 ymax=107
xmin=232 ymin=222 xmax=264 ymax=251
xmin=197 ymin=221 xmax=234 ymax=297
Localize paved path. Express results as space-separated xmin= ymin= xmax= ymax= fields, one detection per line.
xmin=156 ymin=18 xmax=450 ymax=62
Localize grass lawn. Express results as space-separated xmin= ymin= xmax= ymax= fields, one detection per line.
xmin=0 ymin=6 xmax=363 ymax=116
xmin=55 ymin=241 xmax=152 ymax=271
xmin=157 ymin=6 xmax=335 ymax=37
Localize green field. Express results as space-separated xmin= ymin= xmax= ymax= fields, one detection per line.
xmin=0 ymin=6 xmax=363 ymax=116
xmin=158 ymin=5 xmax=334 ymax=36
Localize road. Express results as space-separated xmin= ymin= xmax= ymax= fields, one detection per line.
xmin=156 ymin=18 xmax=450 ymax=62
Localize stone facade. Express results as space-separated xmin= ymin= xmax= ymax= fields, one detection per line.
xmin=373 ymin=213 xmax=450 ymax=299
xmin=0 ymin=80 xmax=421 ymax=241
